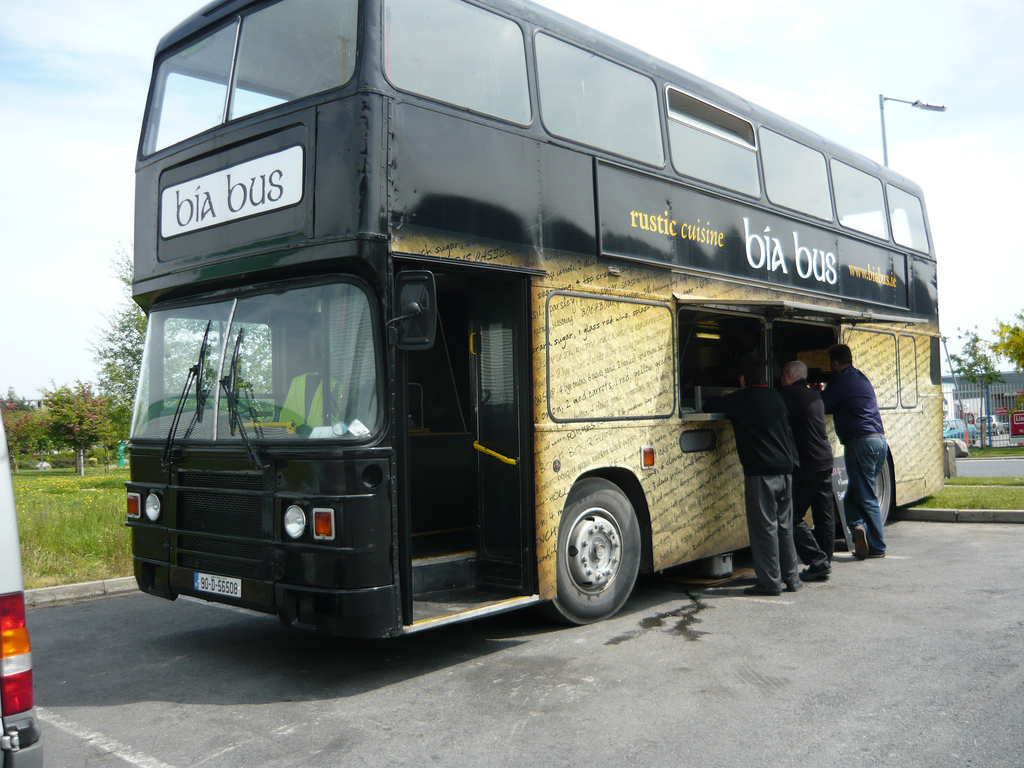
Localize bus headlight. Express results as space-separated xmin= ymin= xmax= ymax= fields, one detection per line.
xmin=144 ymin=493 xmax=162 ymax=522
xmin=284 ymin=505 xmax=307 ymax=539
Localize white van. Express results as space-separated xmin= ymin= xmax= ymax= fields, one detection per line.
xmin=0 ymin=420 xmax=42 ymax=767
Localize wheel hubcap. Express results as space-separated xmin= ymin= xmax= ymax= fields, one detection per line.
xmin=566 ymin=509 xmax=621 ymax=593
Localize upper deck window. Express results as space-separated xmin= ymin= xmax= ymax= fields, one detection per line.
xmin=831 ymin=160 xmax=889 ymax=240
xmin=887 ymin=185 xmax=930 ymax=253
xmin=536 ymin=34 xmax=663 ymax=167
xmin=760 ymin=129 xmax=833 ymax=221
xmin=384 ymin=0 xmax=531 ymax=125
xmin=667 ymin=88 xmax=760 ymax=197
xmin=143 ymin=0 xmax=358 ymax=155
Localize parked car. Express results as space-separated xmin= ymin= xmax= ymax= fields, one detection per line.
xmin=1 ymin=420 xmax=43 ymax=767
xmin=943 ymin=418 xmax=977 ymax=445
xmin=978 ymin=415 xmax=1008 ymax=435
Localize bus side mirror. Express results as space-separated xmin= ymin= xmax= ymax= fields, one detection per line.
xmin=391 ymin=271 xmax=437 ymax=350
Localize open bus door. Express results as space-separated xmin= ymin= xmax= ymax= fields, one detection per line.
xmin=399 ymin=269 xmax=536 ymax=632
xmin=470 ymin=282 xmax=531 ymax=593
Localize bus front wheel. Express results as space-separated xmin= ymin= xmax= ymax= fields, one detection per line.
xmin=547 ymin=478 xmax=641 ymax=625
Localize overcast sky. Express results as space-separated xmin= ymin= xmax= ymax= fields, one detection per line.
xmin=2 ymin=0 xmax=1022 ymax=399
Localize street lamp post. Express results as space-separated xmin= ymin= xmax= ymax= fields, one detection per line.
xmin=879 ymin=94 xmax=946 ymax=167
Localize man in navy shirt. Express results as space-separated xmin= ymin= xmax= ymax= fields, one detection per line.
xmin=821 ymin=344 xmax=888 ymax=559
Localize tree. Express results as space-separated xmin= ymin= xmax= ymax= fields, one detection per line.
xmin=949 ymin=328 xmax=1005 ymax=448
xmin=993 ymin=311 xmax=1024 ymax=373
xmin=93 ymin=245 xmax=147 ymax=441
xmin=1 ymin=405 xmax=48 ymax=473
xmin=1 ymin=388 xmax=30 ymax=412
xmin=43 ymin=382 xmax=114 ymax=476
xmin=949 ymin=327 xmax=1003 ymax=387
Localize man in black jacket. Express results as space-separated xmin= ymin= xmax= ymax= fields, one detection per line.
xmin=780 ymin=360 xmax=835 ymax=582
xmin=705 ymin=359 xmax=802 ymax=596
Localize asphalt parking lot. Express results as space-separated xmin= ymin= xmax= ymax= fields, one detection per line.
xmin=27 ymin=517 xmax=1024 ymax=768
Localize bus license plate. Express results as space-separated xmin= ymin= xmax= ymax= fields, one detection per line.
xmin=194 ymin=572 xmax=242 ymax=598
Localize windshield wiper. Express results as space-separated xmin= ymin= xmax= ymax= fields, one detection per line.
xmin=220 ymin=328 xmax=265 ymax=471
xmin=162 ymin=320 xmax=212 ymax=471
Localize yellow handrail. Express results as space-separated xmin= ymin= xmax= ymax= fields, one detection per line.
xmin=473 ymin=441 xmax=517 ymax=466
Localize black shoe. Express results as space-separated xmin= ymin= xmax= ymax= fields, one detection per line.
xmin=785 ymin=580 xmax=804 ymax=593
xmin=852 ymin=526 xmax=869 ymax=560
xmin=800 ymin=565 xmax=831 ymax=582
xmin=866 ymin=550 xmax=886 ymax=558
xmin=743 ymin=585 xmax=782 ymax=597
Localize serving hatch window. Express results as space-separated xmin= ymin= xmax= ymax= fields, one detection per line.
xmin=132 ymin=281 xmax=380 ymax=443
xmin=678 ymin=309 xmax=764 ymax=411
xmin=143 ymin=0 xmax=358 ymax=155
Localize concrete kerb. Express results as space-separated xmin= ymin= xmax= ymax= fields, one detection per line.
xmin=899 ymin=508 xmax=1024 ymax=524
xmin=25 ymin=577 xmax=137 ymax=608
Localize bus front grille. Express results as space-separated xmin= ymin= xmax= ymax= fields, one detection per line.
xmin=177 ymin=535 xmax=266 ymax=580
xmin=177 ymin=489 xmax=263 ymax=538
xmin=177 ymin=469 xmax=264 ymax=491
xmin=174 ymin=471 xmax=268 ymax=580
xmin=178 ymin=551 xmax=264 ymax=581
xmin=178 ymin=534 xmax=263 ymax=562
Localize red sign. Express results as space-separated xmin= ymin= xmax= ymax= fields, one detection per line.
xmin=997 ymin=407 xmax=1009 ymax=417
xmin=1011 ymin=411 xmax=1024 ymax=438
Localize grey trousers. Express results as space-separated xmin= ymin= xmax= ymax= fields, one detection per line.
xmin=744 ymin=474 xmax=801 ymax=591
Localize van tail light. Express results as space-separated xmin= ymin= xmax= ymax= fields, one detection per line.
xmin=1 ymin=591 xmax=34 ymax=715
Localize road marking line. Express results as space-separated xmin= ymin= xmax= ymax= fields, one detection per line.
xmin=36 ymin=706 xmax=179 ymax=768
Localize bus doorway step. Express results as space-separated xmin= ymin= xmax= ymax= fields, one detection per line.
xmin=412 ymin=551 xmax=475 ymax=594
xmin=409 ymin=590 xmax=540 ymax=633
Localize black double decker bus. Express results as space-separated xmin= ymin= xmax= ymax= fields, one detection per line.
xmin=127 ymin=0 xmax=943 ymax=637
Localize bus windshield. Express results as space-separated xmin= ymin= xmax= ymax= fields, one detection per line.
xmin=131 ymin=281 xmax=380 ymax=443
xmin=142 ymin=0 xmax=359 ymax=155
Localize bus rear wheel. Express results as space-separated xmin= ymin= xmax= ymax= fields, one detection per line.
xmin=547 ymin=478 xmax=640 ymax=625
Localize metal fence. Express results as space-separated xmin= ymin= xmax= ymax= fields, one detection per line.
xmin=942 ymin=377 xmax=1024 ymax=448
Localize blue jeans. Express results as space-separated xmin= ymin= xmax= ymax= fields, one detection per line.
xmin=844 ymin=436 xmax=889 ymax=554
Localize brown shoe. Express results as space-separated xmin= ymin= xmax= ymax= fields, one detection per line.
xmin=853 ymin=526 xmax=869 ymax=560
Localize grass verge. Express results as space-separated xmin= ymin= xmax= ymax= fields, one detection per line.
xmin=12 ymin=468 xmax=131 ymax=590
xmin=945 ymin=477 xmax=1024 ymax=487
xmin=912 ymin=482 xmax=1024 ymax=510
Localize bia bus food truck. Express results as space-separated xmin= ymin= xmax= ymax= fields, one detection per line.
xmin=127 ymin=0 xmax=944 ymax=637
